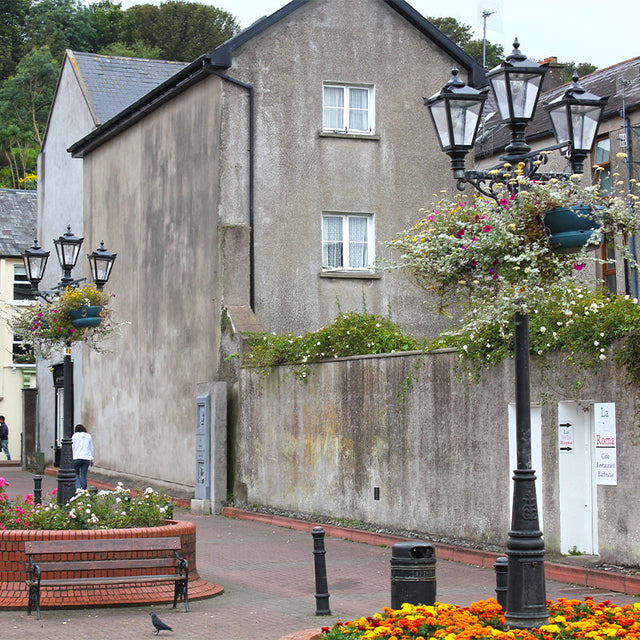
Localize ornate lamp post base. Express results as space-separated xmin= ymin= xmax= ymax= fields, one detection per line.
xmin=505 ymin=468 xmax=547 ymax=629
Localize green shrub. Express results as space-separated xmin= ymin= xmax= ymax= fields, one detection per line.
xmin=429 ymin=283 xmax=640 ymax=386
xmin=243 ymin=311 xmax=423 ymax=380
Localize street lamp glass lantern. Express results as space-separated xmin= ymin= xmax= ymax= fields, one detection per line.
xmin=22 ymin=239 xmax=50 ymax=288
xmin=487 ymin=40 xmax=547 ymax=124
xmin=545 ymin=73 xmax=608 ymax=153
xmin=88 ymin=241 xmax=117 ymax=289
xmin=54 ymin=225 xmax=83 ymax=271
xmin=424 ymin=67 xmax=488 ymax=177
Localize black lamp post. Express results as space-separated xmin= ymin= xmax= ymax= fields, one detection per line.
xmin=545 ymin=73 xmax=609 ymax=175
xmin=425 ymin=67 xmax=489 ymax=179
xmin=88 ymin=241 xmax=117 ymax=291
xmin=53 ymin=226 xmax=84 ymax=287
xmin=22 ymin=229 xmax=117 ymax=505
xmin=425 ymin=42 xmax=607 ymax=629
xmin=485 ymin=40 xmax=547 ymax=162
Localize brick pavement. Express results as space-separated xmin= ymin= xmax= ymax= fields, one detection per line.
xmin=0 ymin=464 xmax=638 ymax=640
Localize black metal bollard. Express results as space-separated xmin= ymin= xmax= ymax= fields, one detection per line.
xmin=494 ymin=556 xmax=508 ymax=611
xmin=33 ymin=475 xmax=42 ymax=505
xmin=312 ymin=526 xmax=331 ymax=615
xmin=390 ymin=541 xmax=436 ymax=609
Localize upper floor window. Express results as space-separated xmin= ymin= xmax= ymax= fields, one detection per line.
xmin=323 ymin=84 xmax=374 ymax=134
xmin=13 ymin=264 xmax=33 ymax=301
xmin=593 ymin=135 xmax=612 ymax=195
xmin=322 ymin=213 xmax=374 ymax=271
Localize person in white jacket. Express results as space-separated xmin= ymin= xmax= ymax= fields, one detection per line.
xmin=72 ymin=424 xmax=94 ymax=491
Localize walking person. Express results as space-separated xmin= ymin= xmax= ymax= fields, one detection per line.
xmin=72 ymin=424 xmax=94 ymax=490
xmin=0 ymin=416 xmax=10 ymax=460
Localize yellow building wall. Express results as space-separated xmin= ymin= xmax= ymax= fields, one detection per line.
xmin=0 ymin=258 xmax=36 ymax=461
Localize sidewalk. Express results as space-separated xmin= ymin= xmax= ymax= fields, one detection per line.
xmin=0 ymin=464 xmax=638 ymax=640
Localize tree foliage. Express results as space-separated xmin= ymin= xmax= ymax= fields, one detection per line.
xmin=429 ymin=16 xmax=504 ymax=69
xmin=563 ymin=61 xmax=598 ymax=83
xmin=122 ymin=2 xmax=238 ymax=62
xmin=0 ymin=0 xmax=240 ymax=187
xmin=0 ymin=46 xmax=59 ymax=188
xmin=0 ymin=0 xmax=31 ymax=83
xmin=25 ymin=0 xmax=97 ymax=63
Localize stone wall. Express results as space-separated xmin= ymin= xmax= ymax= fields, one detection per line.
xmin=234 ymin=349 xmax=640 ymax=565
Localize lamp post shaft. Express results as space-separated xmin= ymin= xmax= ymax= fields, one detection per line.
xmin=505 ymin=311 xmax=547 ymax=629
xmin=57 ymin=350 xmax=75 ymax=505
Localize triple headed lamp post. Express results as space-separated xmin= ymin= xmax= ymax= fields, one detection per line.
xmin=424 ymin=40 xmax=607 ymax=629
xmin=22 ymin=227 xmax=116 ymax=505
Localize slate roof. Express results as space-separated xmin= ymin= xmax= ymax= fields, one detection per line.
xmin=0 ymin=189 xmax=37 ymax=257
xmin=476 ymin=57 xmax=640 ymax=159
xmin=70 ymin=51 xmax=189 ymax=124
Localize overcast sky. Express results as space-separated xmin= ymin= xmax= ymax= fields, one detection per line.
xmin=114 ymin=0 xmax=638 ymax=71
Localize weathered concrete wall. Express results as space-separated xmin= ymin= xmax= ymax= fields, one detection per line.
xmin=81 ymin=76 xmax=224 ymax=490
xmin=235 ymin=350 xmax=640 ymax=565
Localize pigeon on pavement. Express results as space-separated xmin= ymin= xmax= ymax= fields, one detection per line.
xmin=149 ymin=611 xmax=173 ymax=635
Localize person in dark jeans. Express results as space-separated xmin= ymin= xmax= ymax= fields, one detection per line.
xmin=0 ymin=416 xmax=10 ymax=460
xmin=71 ymin=424 xmax=94 ymax=490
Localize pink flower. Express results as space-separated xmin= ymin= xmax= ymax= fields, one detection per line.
xmin=574 ymin=263 xmax=585 ymax=271
xmin=483 ymin=225 xmax=492 ymax=232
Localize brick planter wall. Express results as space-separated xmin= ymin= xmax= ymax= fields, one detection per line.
xmin=0 ymin=520 xmax=222 ymax=610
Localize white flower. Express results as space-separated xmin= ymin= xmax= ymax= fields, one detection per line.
xmin=600 ymin=354 xmax=607 ymax=360
xmin=540 ymin=326 xmax=547 ymax=333
xmin=594 ymin=340 xmax=600 ymax=346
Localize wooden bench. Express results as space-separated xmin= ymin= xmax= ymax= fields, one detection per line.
xmin=25 ymin=537 xmax=189 ymax=619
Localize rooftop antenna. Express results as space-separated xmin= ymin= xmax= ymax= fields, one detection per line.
xmin=482 ymin=10 xmax=495 ymax=69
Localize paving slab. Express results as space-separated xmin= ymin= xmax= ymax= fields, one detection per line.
xmin=0 ymin=464 xmax=638 ymax=640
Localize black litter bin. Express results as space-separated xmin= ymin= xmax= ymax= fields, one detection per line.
xmin=390 ymin=541 xmax=436 ymax=609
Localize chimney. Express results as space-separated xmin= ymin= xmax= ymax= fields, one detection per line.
xmin=540 ymin=57 xmax=567 ymax=92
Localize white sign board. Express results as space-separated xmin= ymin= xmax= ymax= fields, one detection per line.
xmin=558 ymin=422 xmax=574 ymax=452
xmin=594 ymin=402 xmax=617 ymax=485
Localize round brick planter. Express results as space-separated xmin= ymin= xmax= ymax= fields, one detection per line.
xmin=0 ymin=520 xmax=222 ymax=610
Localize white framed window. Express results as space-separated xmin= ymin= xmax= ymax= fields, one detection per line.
xmin=13 ymin=264 xmax=33 ymax=301
xmin=322 ymin=213 xmax=374 ymax=271
xmin=323 ymin=84 xmax=375 ymax=134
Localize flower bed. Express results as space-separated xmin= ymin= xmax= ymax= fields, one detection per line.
xmin=319 ymin=598 xmax=640 ymax=640
xmin=0 ymin=478 xmax=222 ymax=609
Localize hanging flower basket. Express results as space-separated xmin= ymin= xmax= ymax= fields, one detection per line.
xmin=69 ymin=305 xmax=102 ymax=328
xmin=8 ymin=285 xmax=125 ymax=359
xmin=543 ymin=205 xmax=603 ymax=254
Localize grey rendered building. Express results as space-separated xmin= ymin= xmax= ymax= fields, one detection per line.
xmin=50 ymin=0 xmax=485 ymax=492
